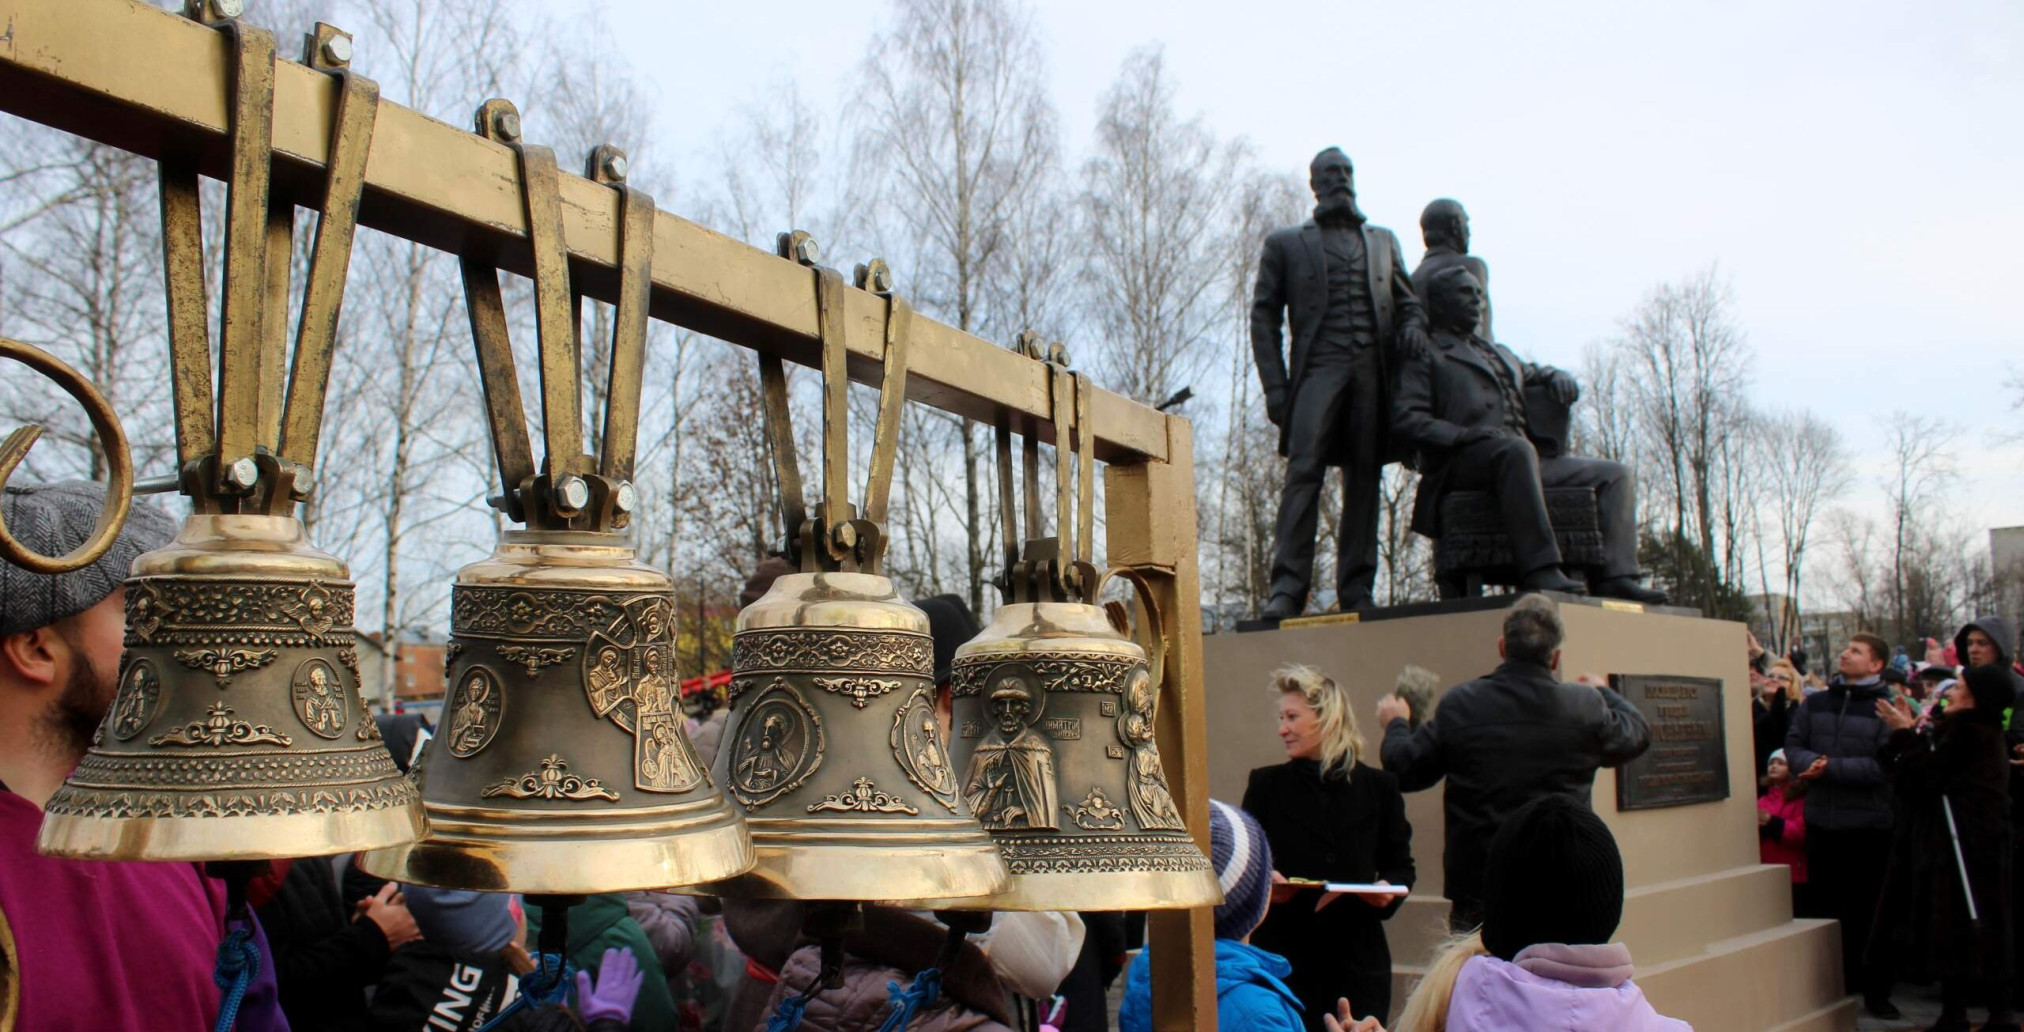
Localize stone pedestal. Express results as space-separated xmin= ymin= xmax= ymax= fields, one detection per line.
xmin=1202 ymin=599 xmax=1853 ymax=1031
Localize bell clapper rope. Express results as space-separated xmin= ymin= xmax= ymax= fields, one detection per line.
xmin=474 ymin=893 xmax=583 ymax=1032
xmin=764 ymin=903 xmax=862 ymax=1032
xmin=203 ymin=860 xmax=268 ymax=1032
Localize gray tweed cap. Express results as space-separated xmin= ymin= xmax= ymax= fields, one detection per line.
xmin=0 ymin=481 xmax=178 ymax=637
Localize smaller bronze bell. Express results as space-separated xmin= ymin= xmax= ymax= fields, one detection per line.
xmin=714 ymin=567 xmax=1006 ymax=901
xmin=39 ymin=514 xmax=423 ymax=860
xmin=695 ymin=243 xmax=1005 ymax=902
xmin=931 ymin=364 xmax=1218 ymax=911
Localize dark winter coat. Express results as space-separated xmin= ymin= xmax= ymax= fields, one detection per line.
xmin=1243 ymin=759 xmax=1414 ymax=1028
xmin=1380 ymin=658 xmax=1650 ymax=910
xmin=1752 ymin=691 xmax=1793 ymax=782
xmin=1957 ymin=615 xmax=2023 ymax=707
xmin=755 ymin=907 xmax=1015 ymax=1032
xmin=1869 ymin=709 xmax=2014 ymax=983
xmin=254 ymin=855 xmax=392 ymax=1032
xmin=1784 ymin=678 xmax=1895 ymax=832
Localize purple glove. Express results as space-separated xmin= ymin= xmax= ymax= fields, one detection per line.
xmin=575 ymin=946 xmax=645 ymax=1025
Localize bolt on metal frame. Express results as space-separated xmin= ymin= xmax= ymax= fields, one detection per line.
xmin=0 ymin=0 xmax=1217 ymax=1026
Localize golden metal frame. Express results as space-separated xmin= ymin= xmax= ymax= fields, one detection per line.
xmin=0 ymin=1 xmax=1217 ymax=1024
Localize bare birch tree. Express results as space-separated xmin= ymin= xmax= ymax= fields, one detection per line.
xmin=852 ymin=0 xmax=1058 ymax=613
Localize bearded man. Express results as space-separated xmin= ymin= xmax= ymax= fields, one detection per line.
xmin=0 ymin=481 xmax=288 ymax=1030
xmin=1251 ymin=147 xmax=1430 ymax=618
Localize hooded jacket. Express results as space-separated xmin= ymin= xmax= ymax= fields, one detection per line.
xmin=1958 ymin=615 xmax=2022 ymax=697
xmin=1783 ymin=676 xmax=1894 ymax=832
xmin=1119 ymin=939 xmax=1304 ymax=1032
xmin=1445 ymin=943 xmax=1690 ymax=1032
xmin=525 ymin=892 xmax=678 ymax=1031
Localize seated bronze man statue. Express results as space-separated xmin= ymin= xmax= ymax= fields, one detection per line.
xmin=1391 ymin=266 xmax=1666 ymax=604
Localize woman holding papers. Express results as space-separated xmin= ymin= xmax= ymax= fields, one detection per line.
xmin=1244 ymin=664 xmax=1416 ymax=1029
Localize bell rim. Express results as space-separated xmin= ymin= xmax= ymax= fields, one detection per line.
xmin=680 ymin=837 xmax=1010 ymax=902
xmin=35 ymin=798 xmax=425 ymax=862
xmin=918 ymin=865 xmax=1225 ymax=912
xmin=355 ymin=814 xmax=755 ymax=894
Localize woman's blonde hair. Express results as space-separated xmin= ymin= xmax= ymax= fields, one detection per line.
xmin=1392 ymin=931 xmax=1488 ymax=1032
xmin=1271 ymin=664 xmax=1366 ymax=779
xmin=1767 ymin=659 xmax=1802 ymax=703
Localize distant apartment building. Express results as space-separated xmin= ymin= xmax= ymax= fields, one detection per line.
xmin=1994 ymin=526 xmax=2024 ymax=652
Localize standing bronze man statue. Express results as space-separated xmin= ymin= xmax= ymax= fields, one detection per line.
xmin=1251 ymin=148 xmax=1430 ymax=619
xmin=1411 ymin=198 xmax=1491 ymax=340
xmin=1393 ymin=267 xmax=1666 ymax=603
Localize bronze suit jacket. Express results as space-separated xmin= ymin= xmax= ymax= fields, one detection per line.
xmin=1391 ymin=328 xmax=1548 ymax=536
xmin=1249 ymin=219 xmax=1424 ymax=460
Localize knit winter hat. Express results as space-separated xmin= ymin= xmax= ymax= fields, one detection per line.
xmin=0 ymin=481 xmax=176 ymax=637
xmin=1480 ymin=795 xmax=1624 ymax=961
xmin=403 ymin=885 xmax=519 ymax=954
xmin=1965 ymin=664 xmax=2017 ymax=714
xmin=1209 ymin=799 xmax=1271 ymax=940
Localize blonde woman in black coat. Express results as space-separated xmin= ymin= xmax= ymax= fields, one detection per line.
xmin=1244 ymin=665 xmax=1415 ymax=1030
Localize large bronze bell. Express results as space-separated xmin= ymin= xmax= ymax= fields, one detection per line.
xmin=936 ymin=362 xmax=1218 ymax=910
xmin=360 ymin=106 xmax=751 ymax=893
xmin=40 ymin=514 xmax=422 ymax=859
xmin=38 ymin=20 xmax=423 ymax=861
xmin=700 ymin=241 xmax=1006 ymax=902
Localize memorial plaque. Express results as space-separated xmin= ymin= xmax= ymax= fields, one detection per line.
xmin=1612 ymin=674 xmax=1728 ymax=811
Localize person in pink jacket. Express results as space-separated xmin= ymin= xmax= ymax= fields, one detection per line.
xmin=1757 ymin=749 xmax=1808 ymax=916
xmin=1325 ymin=795 xmax=1689 ymax=1032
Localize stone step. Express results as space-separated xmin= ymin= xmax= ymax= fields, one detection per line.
xmin=1387 ymin=861 xmax=1800 ymax=968
xmin=1637 ymin=918 xmax=1845 ymax=1031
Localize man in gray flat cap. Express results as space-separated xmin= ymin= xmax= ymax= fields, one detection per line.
xmin=0 ymin=481 xmax=287 ymax=1031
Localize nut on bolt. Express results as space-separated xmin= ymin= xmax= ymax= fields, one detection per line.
xmin=613 ymin=481 xmax=637 ymax=515
xmin=222 ymin=456 xmax=259 ymax=493
xmin=829 ymin=521 xmax=858 ymax=553
xmin=321 ymin=34 xmax=354 ymax=66
xmin=554 ymin=475 xmax=591 ymax=513
xmin=795 ymin=237 xmax=821 ymax=265
xmin=213 ymin=0 xmax=245 ymax=18
xmin=604 ymin=153 xmax=629 ymax=181
xmin=495 ymin=111 xmax=522 ymax=143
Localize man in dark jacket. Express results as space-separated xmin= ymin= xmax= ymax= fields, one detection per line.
xmin=1784 ymin=632 xmax=1897 ymax=1016
xmin=1377 ymin=594 xmax=1651 ymax=929
xmin=258 ymin=854 xmax=422 ymax=1030
xmin=1955 ymin=613 xmax=2024 ymax=1014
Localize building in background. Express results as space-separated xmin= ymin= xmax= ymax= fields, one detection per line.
xmin=390 ymin=633 xmax=448 ymax=722
xmin=1993 ymin=526 xmax=2024 ymax=653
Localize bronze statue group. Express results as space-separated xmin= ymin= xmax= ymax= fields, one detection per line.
xmin=1251 ymin=147 xmax=1667 ymax=620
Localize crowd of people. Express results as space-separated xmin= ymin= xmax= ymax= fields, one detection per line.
xmin=5 ymin=477 xmax=2020 ymax=1031
xmin=1751 ymin=615 xmax=2024 ymax=1030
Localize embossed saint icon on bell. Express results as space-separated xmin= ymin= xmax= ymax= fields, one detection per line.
xmin=356 ymin=106 xmax=750 ymax=892
xmin=934 ymin=354 xmax=1220 ymax=911
xmin=701 ymin=237 xmax=1007 ymax=902
xmin=36 ymin=26 xmax=424 ymax=861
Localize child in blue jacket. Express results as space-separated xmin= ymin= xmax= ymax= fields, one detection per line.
xmin=1120 ymin=799 xmax=1304 ymax=1032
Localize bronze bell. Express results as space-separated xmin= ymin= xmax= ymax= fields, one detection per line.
xmin=935 ymin=362 xmax=1218 ymax=910
xmin=38 ymin=25 xmax=423 ymax=861
xmin=359 ymin=106 xmax=751 ymax=893
xmin=699 ymin=241 xmax=1006 ymax=902
xmin=40 ymin=514 xmax=423 ymax=860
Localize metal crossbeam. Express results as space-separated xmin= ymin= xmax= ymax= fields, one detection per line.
xmin=0 ymin=0 xmax=1167 ymax=465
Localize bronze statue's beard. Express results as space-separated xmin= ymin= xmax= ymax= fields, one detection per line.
xmin=37 ymin=655 xmax=113 ymax=763
xmin=1313 ymin=193 xmax=1364 ymax=224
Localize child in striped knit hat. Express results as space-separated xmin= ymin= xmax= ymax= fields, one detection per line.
xmin=1119 ymin=799 xmax=1305 ymax=1032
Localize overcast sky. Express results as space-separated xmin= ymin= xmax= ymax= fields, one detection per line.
xmin=595 ymin=0 xmax=2024 ymax=539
